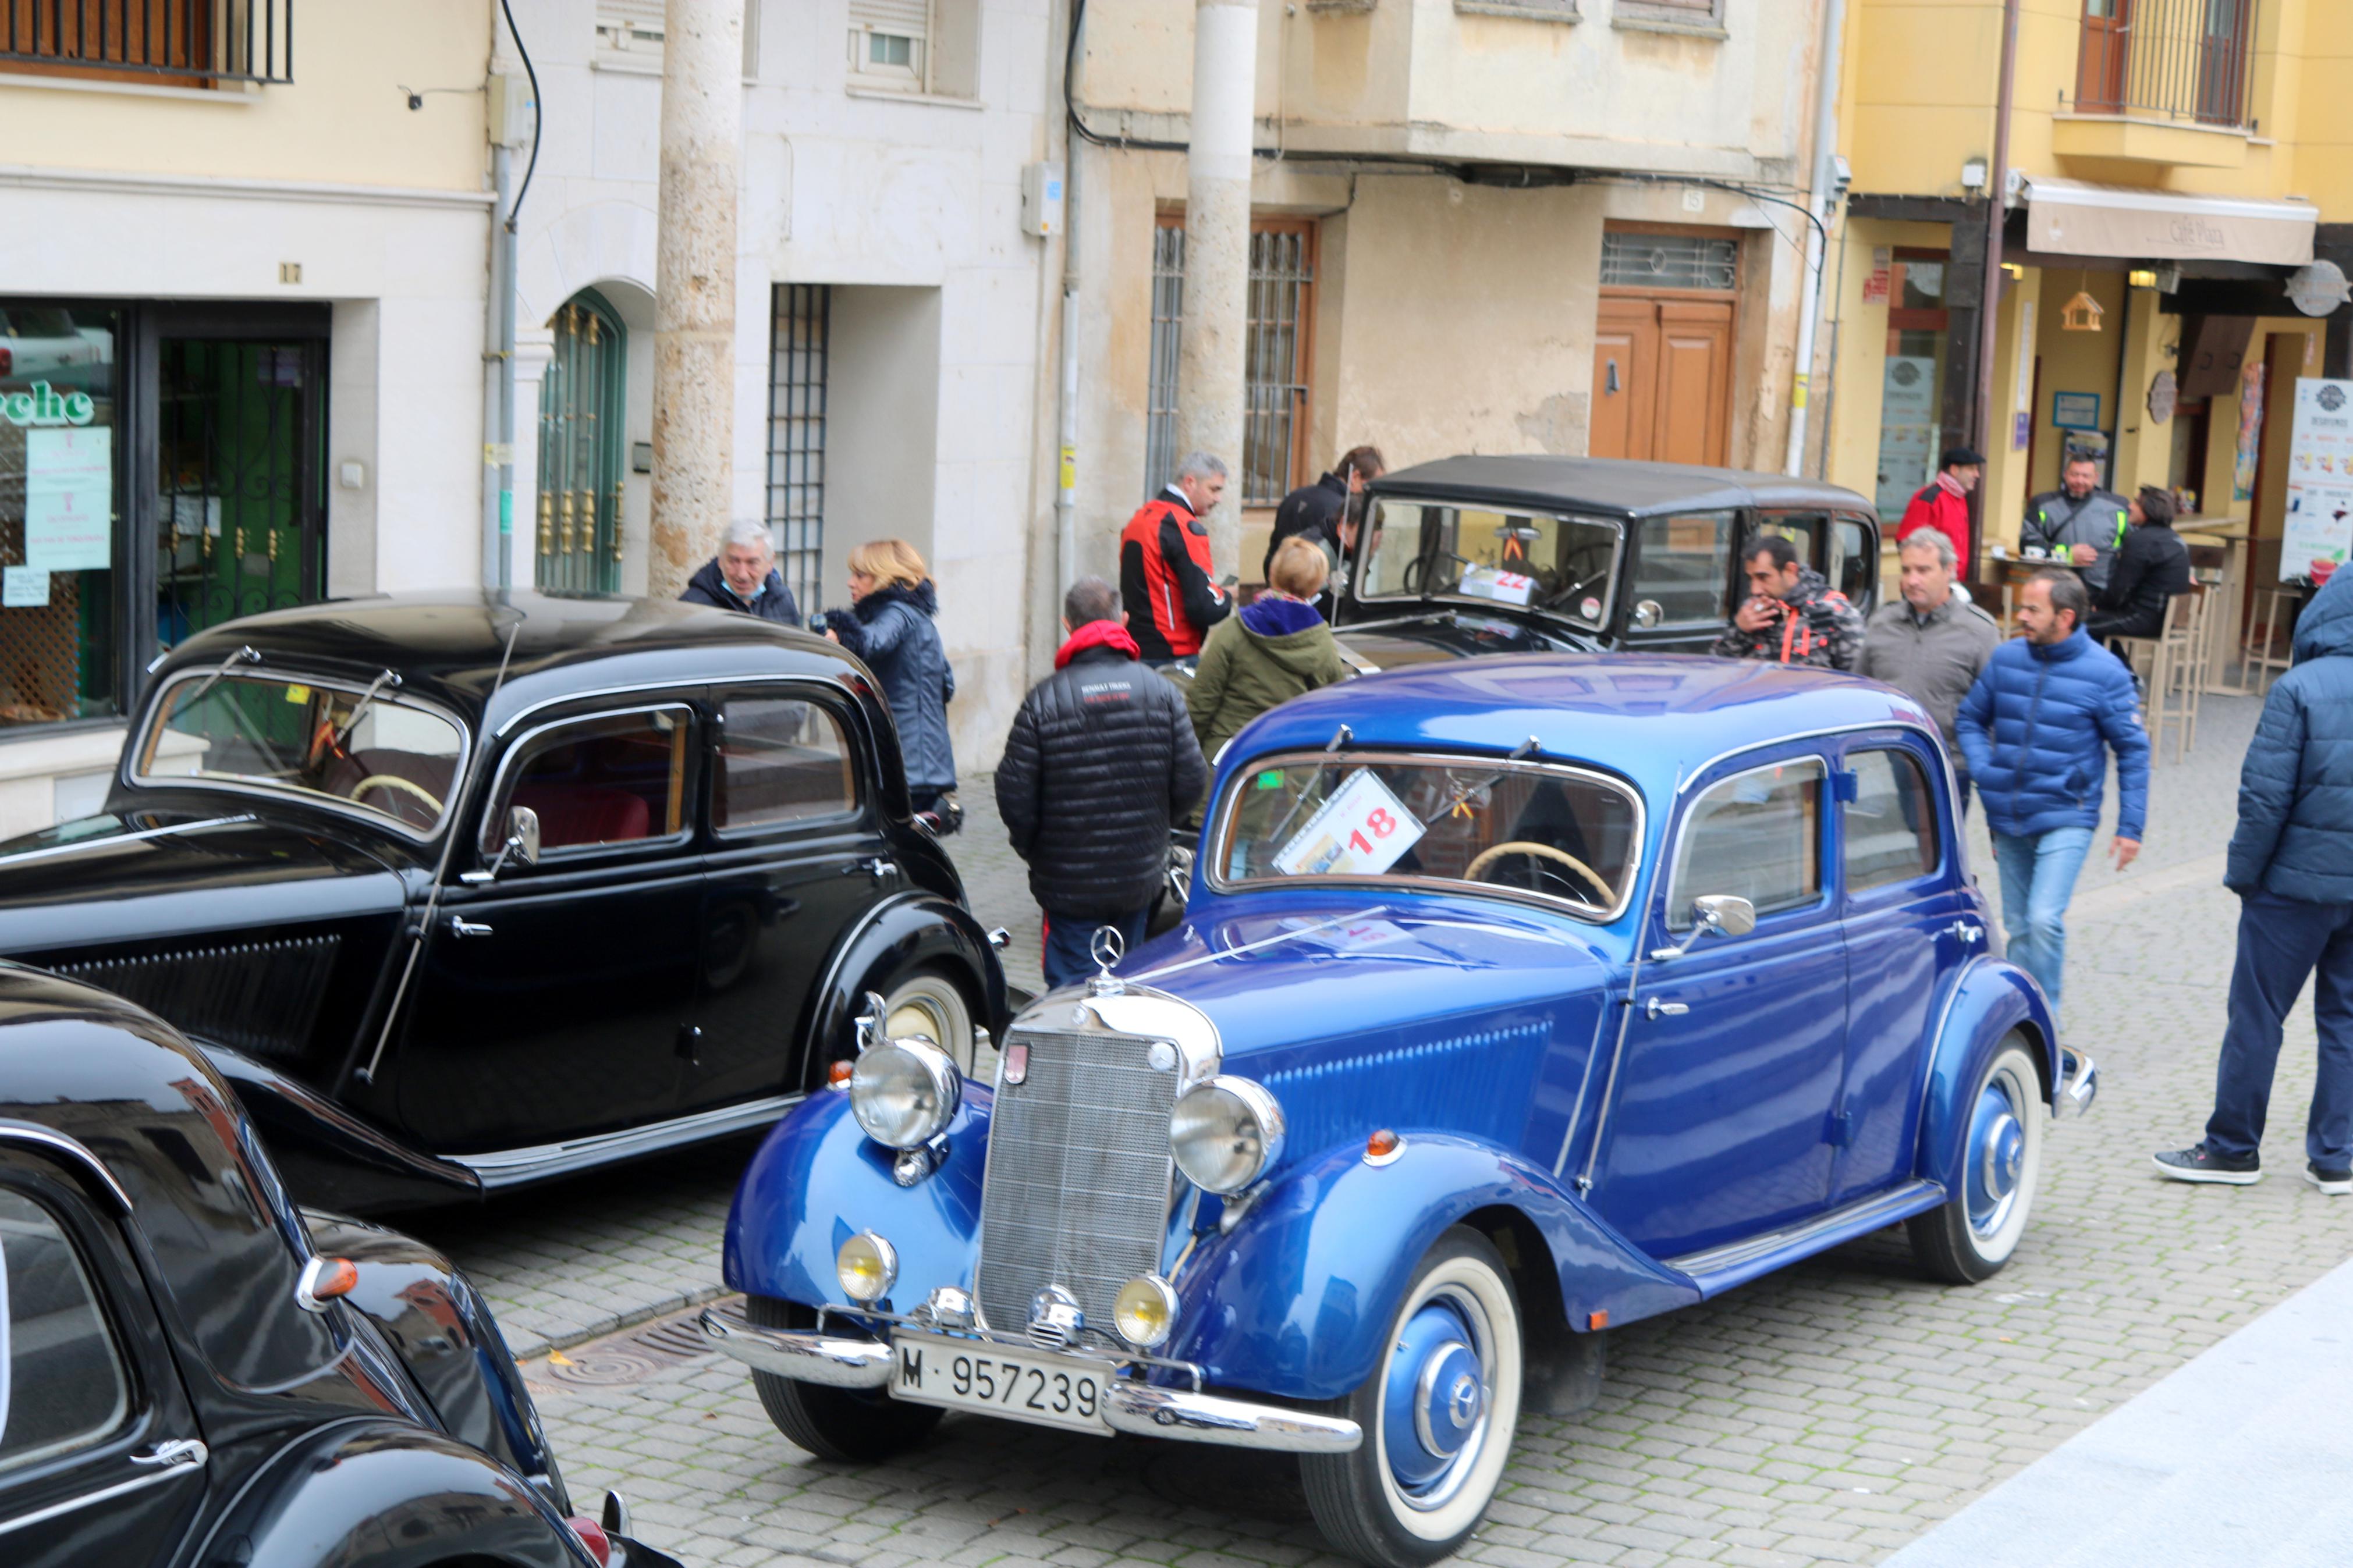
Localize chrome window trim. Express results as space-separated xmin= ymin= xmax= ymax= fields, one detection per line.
xmin=129 ymin=667 xmax=473 ymax=844
xmin=0 ymin=1122 xmax=132 ymax=1213
xmin=1355 ymin=500 xmax=1626 ymax=633
xmin=1627 ymin=509 xmax=1743 ymax=630
xmin=1662 ymin=753 xmax=1832 ymax=932
xmin=0 ymin=1455 xmax=203 ymax=1538
xmin=708 ymin=684 xmax=865 ymax=841
xmin=474 ymin=701 xmax=700 ymax=863
xmin=1838 ymin=742 xmax=1950 ymax=896
xmin=0 ymin=814 xmax=257 ymax=870
xmin=1204 ymin=748 xmax=1646 ymax=925
xmin=488 ymin=670 xmax=867 ymax=739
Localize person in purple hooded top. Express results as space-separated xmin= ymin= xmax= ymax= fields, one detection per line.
xmin=1186 ymin=536 xmax=1353 ymax=767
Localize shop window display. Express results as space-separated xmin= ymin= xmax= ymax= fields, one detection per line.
xmin=0 ymin=307 xmax=119 ymax=728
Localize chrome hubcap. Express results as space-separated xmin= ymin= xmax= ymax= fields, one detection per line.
xmin=1967 ymin=1082 xmax=2025 ymax=1237
xmin=1381 ymin=1292 xmax=1492 ymax=1508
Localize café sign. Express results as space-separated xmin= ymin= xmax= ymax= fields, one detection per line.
xmin=1 ymin=382 xmax=96 ymax=428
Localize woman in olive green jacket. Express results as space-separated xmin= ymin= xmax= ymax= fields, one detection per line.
xmin=1188 ymin=536 xmax=1353 ymax=766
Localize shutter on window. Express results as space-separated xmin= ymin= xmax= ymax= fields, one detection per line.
xmin=595 ymin=0 xmax=665 ymax=52
xmin=849 ymin=0 xmax=930 ymax=42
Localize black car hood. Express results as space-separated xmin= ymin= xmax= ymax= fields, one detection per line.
xmin=0 ymin=810 xmax=410 ymax=958
xmin=1337 ymin=608 xmax=1598 ymax=671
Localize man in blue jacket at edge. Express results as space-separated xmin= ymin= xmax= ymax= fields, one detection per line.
xmin=1956 ymin=568 xmax=2150 ymax=1028
xmin=2155 ymin=570 xmax=2353 ymax=1194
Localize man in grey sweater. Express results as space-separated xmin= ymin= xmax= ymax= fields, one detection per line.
xmin=1858 ymin=530 xmax=2002 ymax=808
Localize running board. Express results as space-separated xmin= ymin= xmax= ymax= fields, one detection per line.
xmin=1663 ymin=1179 xmax=1947 ymax=1299
xmin=448 ymin=1094 xmax=804 ymax=1189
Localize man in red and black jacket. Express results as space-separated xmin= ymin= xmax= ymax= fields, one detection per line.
xmin=1120 ymin=452 xmax=1234 ymax=666
xmin=1897 ymin=445 xmax=1983 ymax=570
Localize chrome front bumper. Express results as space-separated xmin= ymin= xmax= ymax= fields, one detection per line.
xmin=700 ymin=1308 xmax=1361 ymax=1454
xmin=2057 ymin=1048 xmax=2099 ymax=1119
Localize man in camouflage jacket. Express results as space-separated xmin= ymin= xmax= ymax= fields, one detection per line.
xmin=1709 ymin=533 xmax=1864 ymax=671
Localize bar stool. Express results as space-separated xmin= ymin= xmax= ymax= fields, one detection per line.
xmin=2113 ymin=588 xmax=2205 ymax=764
xmin=2242 ymin=585 xmax=2298 ymax=695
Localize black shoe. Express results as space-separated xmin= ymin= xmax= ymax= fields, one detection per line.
xmin=2152 ymin=1143 xmax=2262 ymax=1185
xmin=2306 ymin=1161 xmax=2352 ymax=1197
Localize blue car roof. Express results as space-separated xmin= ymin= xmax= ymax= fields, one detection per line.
xmin=1224 ymin=654 xmax=1939 ymax=802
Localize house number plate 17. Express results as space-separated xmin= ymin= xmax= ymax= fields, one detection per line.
xmin=888 ymin=1330 xmax=1111 ymax=1433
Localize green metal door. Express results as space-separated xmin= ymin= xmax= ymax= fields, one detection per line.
xmin=155 ymin=337 xmax=324 ymax=650
xmin=537 ymin=291 xmax=626 ymax=596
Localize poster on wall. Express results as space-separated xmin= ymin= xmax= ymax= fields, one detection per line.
xmin=23 ymin=427 xmax=111 ymax=573
xmin=2233 ymin=358 xmax=2266 ymax=503
xmin=2280 ymin=379 xmax=2353 ymax=581
xmin=1875 ymin=356 xmax=1940 ymax=521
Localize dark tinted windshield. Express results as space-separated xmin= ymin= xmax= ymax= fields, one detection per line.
xmin=1358 ymin=501 xmax=1621 ymax=630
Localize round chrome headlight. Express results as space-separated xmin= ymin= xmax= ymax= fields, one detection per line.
xmin=849 ymin=1036 xmax=961 ymax=1149
xmin=1169 ymin=1075 xmax=1284 ymax=1194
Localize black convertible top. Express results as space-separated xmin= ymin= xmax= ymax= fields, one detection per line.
xmin=1369 ymin=456 xmax=1873 ymax=519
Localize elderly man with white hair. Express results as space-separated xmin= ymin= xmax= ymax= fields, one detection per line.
xmin=1857 ymin=527 xmax=2001 ymax=810
xmin=1119 ymin=450 xmax=1234 ymax=667
xmin=679 ymin=520 xmax=803 ymax=625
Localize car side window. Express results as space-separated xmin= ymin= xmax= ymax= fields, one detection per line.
xmin=1668 ymin=758 xmax=1825 ymax=929
xmin=1844 ymin=748 xmax=1937 ymax=893
xmin=0 ymin=1189 xmax=130 ymax=1475
xmin=715 ymin=696 xmax=856 ymax=833
xmin=494 ymin=706 xmax=691 ymax=855
xmin=1832 ymin=515 xmax=1875 ymax=610
xmin=1630 ymin=511 xmax=1734 ymax=627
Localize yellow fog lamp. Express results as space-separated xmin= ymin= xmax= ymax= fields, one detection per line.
xmin=1113 ymin=1274 xmax=1180 ymax=1349
xmin=836 ymin=1232 xmax=899 ymax=1303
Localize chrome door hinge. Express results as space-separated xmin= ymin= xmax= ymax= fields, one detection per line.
xmin=845 ymin=856 xmax=896 ymax=883
xmin=448 ymin=916 xmax=495 ymax=938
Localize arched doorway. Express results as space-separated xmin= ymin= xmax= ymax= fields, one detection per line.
xmin=537 ymin=289 xmax=626 ymax=595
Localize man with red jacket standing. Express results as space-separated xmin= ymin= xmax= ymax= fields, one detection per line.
xmin=1122 ymin=451 xmax=1234 ymax=667
xmin=1898 ymin=445 xmax=1983 ymax=570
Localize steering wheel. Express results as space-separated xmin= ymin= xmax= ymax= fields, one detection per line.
xmin=1463 ymin=840 xmax=1615 ymax=905
xmin=349 ymin=774 xmax=445 ymax=816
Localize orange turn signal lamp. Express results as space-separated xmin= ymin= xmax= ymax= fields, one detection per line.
xmin=828 ymin=1059 xmax=854 ymax=1089
xmin=296 ymin=1256 xmax=359 ymax=1313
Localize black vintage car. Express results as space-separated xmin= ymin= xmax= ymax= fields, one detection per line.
xmin=0 ymin=963 xmax=677 ymax=1567
xmin=0 ymin=592 xmax=1006 ymax=1213
xmin=1330 ymin=456 xmax=1883 ymax=669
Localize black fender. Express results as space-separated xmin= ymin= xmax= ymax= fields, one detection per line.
xmin=194 ymin=1039 xmax=482 ymax=1214
xmin=300 ymin=1210 xmax=566 ymax=1512
xmin=796 ymin=891 xmax=1008 ymax=1092
xmin=207 ymin=1419 xmax=592 ymax=1568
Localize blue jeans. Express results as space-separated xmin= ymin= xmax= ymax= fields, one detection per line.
xmin=1990 ymin=826 xmax=2095 ymax=1019
xmin=1041 ymin=906 xmax=1151 ymax=989
xmin=2204 ymin=890 xmax=2353 ymax=1169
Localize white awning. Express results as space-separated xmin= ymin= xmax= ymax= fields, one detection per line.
xmin=2022 ymin=176 xmax=2318 ymax=267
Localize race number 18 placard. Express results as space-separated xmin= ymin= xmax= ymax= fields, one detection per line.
xmin=1272 ymin=769 xmax=1426 ymax=877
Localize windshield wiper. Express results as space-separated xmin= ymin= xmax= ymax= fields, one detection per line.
xmin=333 ymin=669 xmax=403 ymax=749
xmin=1266 ymin=723 xmax=1353 ymax=845
xmin=1421 ymin=736 xmax=1541 ymax=826
xmin=185 ymin=645 xmax=261 ymax=705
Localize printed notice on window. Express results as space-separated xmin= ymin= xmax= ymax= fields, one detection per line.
xmin=24 ymin=427 xmax=111 ymax=573
xmin=1 ymin=568 xmax=50 ymax=609
xmin=1272 ymin=769 xmax=1425 ymax=878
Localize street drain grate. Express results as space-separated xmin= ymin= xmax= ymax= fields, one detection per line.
xmin=542 ymin=1298 xmax=737 ymax=1388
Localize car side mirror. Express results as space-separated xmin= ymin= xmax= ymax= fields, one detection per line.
xmin=467 ymin=805 xmax=542 ymax=883
xmin=1648 ymin=893 xmax=1756 ymax=961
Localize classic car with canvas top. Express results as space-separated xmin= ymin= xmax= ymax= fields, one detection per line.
xmin=1329 ymin=456 xmax=1882 ymax=670
xmin=707 ymin=653 xmax=2096 ymax=1567
xmin=0 ymin=592 xmax=1006 ymax=1213
xmin=0 ymin=962 xmax=677 ymax=1567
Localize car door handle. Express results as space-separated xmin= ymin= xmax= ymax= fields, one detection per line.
xmin=447 ymin=917 xmax=495 ymax=938
xmin=844 ymin=856 xmax=895 ymax=881
xmin=1644 ymin=997 xmax=1689 ymax=1020
xmin=130 ymin=1438 xmax=207 ymax=1470
xmin=1944 ymin=920 xmax=1985 ymax=944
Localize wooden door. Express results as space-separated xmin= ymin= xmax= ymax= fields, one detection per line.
xmin=2077 ymin=0 xmax=2131 ymax=113
xmin=1591 ymin=296 xmax=1730 ymax=467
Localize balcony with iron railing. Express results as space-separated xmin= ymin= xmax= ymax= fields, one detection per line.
xmin=2054 ymin=0 xmax=2259 ymax=167
xmin=1 ymin=0 xmax=293 ymax=88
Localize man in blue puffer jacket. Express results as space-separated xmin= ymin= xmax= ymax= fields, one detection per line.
xmin=1956 ymin=569 xmax=2150 ymax=1024
xmin=2155 ymin=571 xmax=2353 ymax=1194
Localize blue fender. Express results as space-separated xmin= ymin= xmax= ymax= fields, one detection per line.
xmin=1169 ymin=1134 xmax=1698 ymax=1402
xmin=1916 ymin=957 xmax=2059 ymax=1194
xmin=219 ymin=1420 xmax=592 ymax=1568
xmin=724 ymin=1083 xmax=989 ymax=1310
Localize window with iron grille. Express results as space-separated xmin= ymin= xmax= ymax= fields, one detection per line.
xmin=1144 ymin=218 xmax=1317 ymax=507
xmin=535 ymin=291 xmax=626 ymax=597
xmin=1599 ymin=232 xmax=1738 ymax=293
xmin=767 ymin=285 xmax=831 ymax=618
xmin=0 ymin=0 xmax=294 ymax=86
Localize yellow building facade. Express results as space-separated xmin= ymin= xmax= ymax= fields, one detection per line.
xmin=1825 ymin=0 xmax=2353 ymax=624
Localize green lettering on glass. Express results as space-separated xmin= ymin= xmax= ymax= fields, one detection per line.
xmin=0 ymin=382 xmax=97 ymax=428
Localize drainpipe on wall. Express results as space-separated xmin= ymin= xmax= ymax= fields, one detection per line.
xmin=496 ymin=148 xmax=517 ymax=592
xmin=648 ymin=0 xmax=745 ymax=602
xmin=483 ymin=142 xmax=512 ymax=592
xmin=1783 ymin=0 xmax=1848 ymax=477
xmin=1056 ymin=149 xmax=1081 ymax=596
xmin=1174 ymin=0 xmax=1259 ymax=579
xmin=1972 ymin=0 xmax=2022 ymax=567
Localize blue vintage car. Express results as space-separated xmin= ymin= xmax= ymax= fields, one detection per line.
xmin=704 ymin=655 xmax=2096 ymax=1567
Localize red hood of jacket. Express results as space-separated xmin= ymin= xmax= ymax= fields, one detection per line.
xmin=1054 ymin=619 xmax=1141 ymax=669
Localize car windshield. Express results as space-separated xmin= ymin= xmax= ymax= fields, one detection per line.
xmin=134 ymin=671 xmax=465 ymax=834
xmin=1358 ymin=500 xmax=1621 ymax=628
xmin=1213 ymin=752 xmax=1641 ymax=918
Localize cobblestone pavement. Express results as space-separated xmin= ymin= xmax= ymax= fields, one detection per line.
xmin=417 ymin=695 xmax=2353 ymax=1566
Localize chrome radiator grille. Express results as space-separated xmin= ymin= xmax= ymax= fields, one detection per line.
xmin=977 ymin=1026 xmax=1177 ymax=1336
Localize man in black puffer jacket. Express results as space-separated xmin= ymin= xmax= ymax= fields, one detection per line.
xmin=998 ymin=576 xmax=1207 ymax=987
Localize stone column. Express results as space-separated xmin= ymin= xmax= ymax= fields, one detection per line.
xmin=648 ymin=0 xmax=744 ymax=601
xmin=1174 ymin=0 xmax=1258 ymax=578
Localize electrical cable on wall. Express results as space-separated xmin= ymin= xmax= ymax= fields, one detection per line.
xmin=498 ymin=0 xmax=544 ymax=232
